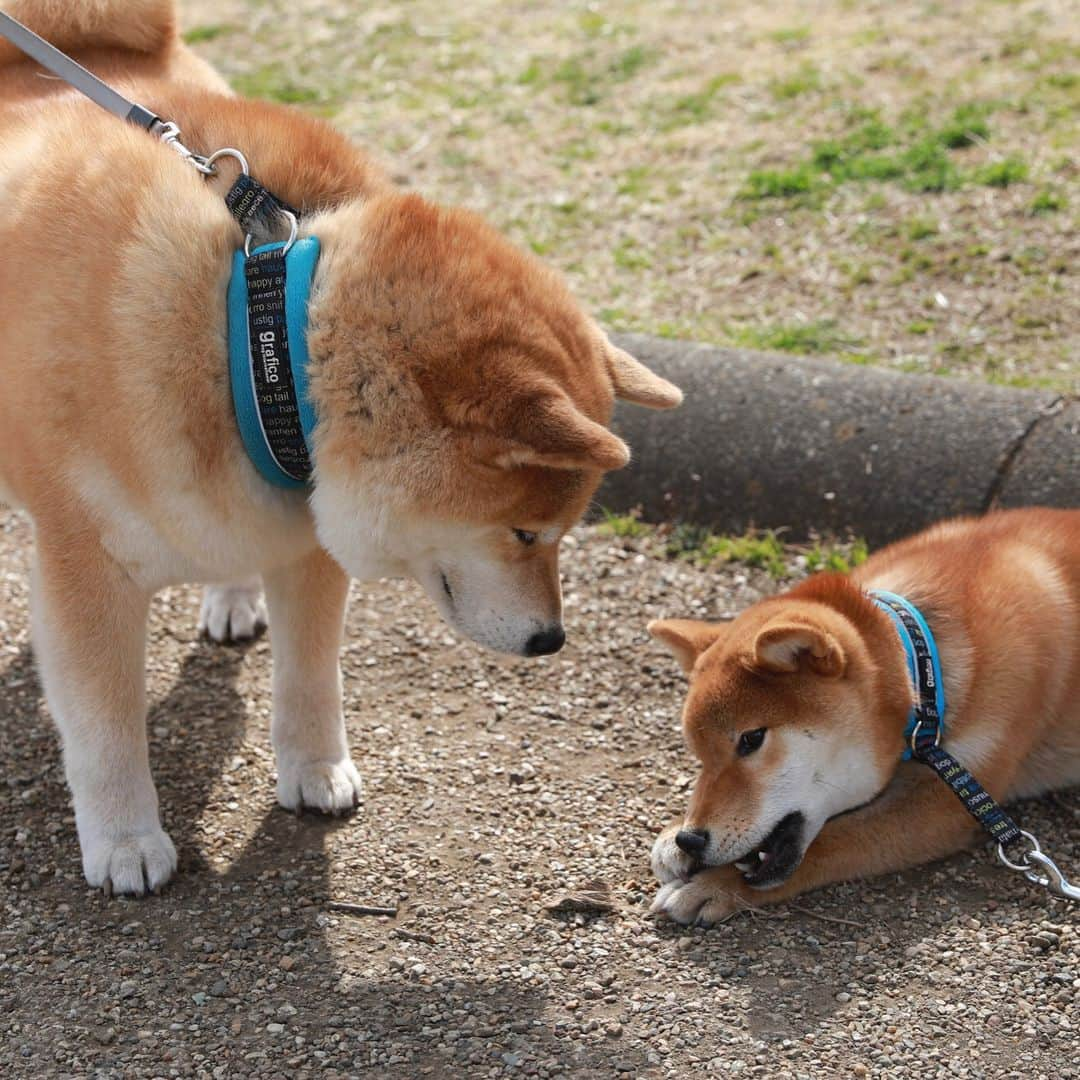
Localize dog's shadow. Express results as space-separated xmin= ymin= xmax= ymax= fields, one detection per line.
xmin=655 ymin=787 xmax=1078 ymax=1042
xmin=0 ymin=626 xmax=623 ymax=1077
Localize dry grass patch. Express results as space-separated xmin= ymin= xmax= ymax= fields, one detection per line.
xmin=182 ymin=0 xmax=1078 ymax=392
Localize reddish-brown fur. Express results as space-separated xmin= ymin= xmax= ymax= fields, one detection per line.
xmin=0 ymin=0 xmax=682 ymax=895
xmin=650 ymin=509 xmax=1080 ymax=924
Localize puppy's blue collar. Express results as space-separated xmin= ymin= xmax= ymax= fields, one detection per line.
xmin=227 ymin=237 xmax=320 ymax=489
xmin=868 ymin=589 xmax=946 ymax=760
xmin=868 ymin=590 xmax=1041 ymax=866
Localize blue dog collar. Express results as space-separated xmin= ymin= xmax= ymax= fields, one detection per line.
xmin=869 ymin=589 xmax=947 ymax=760
xmin=227 ymin=236 xmax=320 ymax=489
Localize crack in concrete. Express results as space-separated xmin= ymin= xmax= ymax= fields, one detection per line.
xmin=982 ymin=396 xmax=1069 ymax=512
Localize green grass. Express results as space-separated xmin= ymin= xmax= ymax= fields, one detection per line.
xmin=811 ymin=119 xmax=897 ymax=177
xmin=612 ymin=238 xmax=653 ymax=270
xmin=182 ymin=24 xmax=233 ymax=44
xmin=598 ymin=510 xmax=653 ymax=539
xmin=905 ymin=216 xmax=939 ymax=241
xmin=553 ymin=58 xmax=602 ymax=105
xmin=616 ymin=165 xmax=652 ymax=196
xmin=770 ymin=26 xmax=811 ymax=47
xmin=769 ymin=62 xmax=821 ymax=100
xmin=743 ymin=102 xmax=1020 ymax=201
xmin=613 ymin=45 xmax=654 ymax=80
xmin=899 ymin=138 xmax=963 ymax=192
xmin=973 ymin=156 xmax=1029 ymax=187
xmin=803 ymin=538 xmax=869 ymax=574
xmin=906 ymin=320 xmax=935 ymax=334
xmin=550 ymin=43 xmax=658 ymax=106
xmin=661 ymin=74 xmax=739 ymax=128
xmin=935 ymin=103 xmax=991 ymax=148
xmin=740 ymin=165 xmax=819 ymax=199
xmin=598 ymin=516 xmax=799 ymax=579
xmin=666 ymin=526 xmax=789 ymax=578
xmin=1029 ymin=189 xmax=1066 ymax=214
xmin=732 ymin=319 xmax=860 ymax=354
xmin=231 ymin=64 xmax=326 ymax=108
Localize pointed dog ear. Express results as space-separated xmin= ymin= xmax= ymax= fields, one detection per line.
xmin=472 ymin=394 xmax=630 ymax=472
xmin=603 ymin=339 xmax=683 ymax=410
xmin=752 ymin=620 xmax=846 ymax=678
xmin=648 ymin=618 xmax=728 ymax=673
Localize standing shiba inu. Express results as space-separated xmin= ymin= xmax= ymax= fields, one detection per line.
xmin=649 ymin=509 xmax=1080 ymax=926
xmin=0 ymin=0 xmax=681 ymax=894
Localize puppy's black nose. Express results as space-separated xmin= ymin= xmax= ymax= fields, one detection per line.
xmin=524 ymin=625 xmax=565 ymax=657
xmin=675 ymin=828 xmax=709 ymax=855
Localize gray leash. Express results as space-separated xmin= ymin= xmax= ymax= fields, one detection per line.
xmin=0 ymin=10 xmax=222 ymax=174
xmin=0 ymin=11 xmax=159 ymax=127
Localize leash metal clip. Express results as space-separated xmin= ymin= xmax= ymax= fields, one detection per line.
xmin=153 ymin=120 xmax=217 ymax=175
xmin=165 ymin=142 xmax=298 ymax=256
xmin=998 ymin=830 xmax=1080 ymax=902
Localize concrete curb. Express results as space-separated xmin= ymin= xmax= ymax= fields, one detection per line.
xmin=600 ymin=334 xmax=1077 ymax=545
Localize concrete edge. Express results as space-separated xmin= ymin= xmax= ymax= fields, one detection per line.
xmin=598 ymin=334 xmax=1076 ymax=545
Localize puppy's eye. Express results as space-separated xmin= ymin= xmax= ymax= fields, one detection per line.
xmin=513 ymin=529 xmax=537 ymax=546
xmin=737 ymin=728 xmax=767 ymax=756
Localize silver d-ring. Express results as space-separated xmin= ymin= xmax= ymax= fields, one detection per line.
xmin=908 ymin=717 xmax=942 ymax=754
xmin=998 ymin=829 xmax=1041 ymax=873
xmin=203 ymin=147 xmax=250 ymax=176
xmin=281 ymin=209 xmax=299 ymax=252
xmin=244 ymin=209 xmax=299 ymax=258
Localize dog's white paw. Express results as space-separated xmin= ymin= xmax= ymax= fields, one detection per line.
xmin=651 ymin=823 xmax=695 ymax=884
xmin=276 ymin=756 xmax=363 ymax=815
xmin=199 ymin=579 xmax=267 ymax=643
xmin=81 ymin=826 xmax=178 ymax=896
xmin=650 ymin=868 xmax=746 ymax=927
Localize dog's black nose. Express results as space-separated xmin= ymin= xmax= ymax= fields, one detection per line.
xmin=524 ymin=625 xmax=565 ymax=657
xmin=675 ymin=828 xmax=709 ymax=855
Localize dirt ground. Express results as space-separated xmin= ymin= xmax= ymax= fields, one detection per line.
xmin=178 ymin=0 xmax=1078 ymax=392
xmin=1 ymin=507 xmax=1076 ymax=1078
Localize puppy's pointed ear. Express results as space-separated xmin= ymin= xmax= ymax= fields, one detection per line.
xmin=603 ymin=339 xmax=683 ymax=410
xmin=473 ymin=394 xmax=630 ymax=472
xmin=752 ymin=620 xmax=846 ymax=677
xmin=648 ymin=618 xmax=728 ymax=673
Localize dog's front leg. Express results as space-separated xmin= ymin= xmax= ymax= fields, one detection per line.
xmin=32 ymin=539 xmax=176 ymax=895
xmin=653 ymin=768 xmax=994 ymax=926
xmin=263 ymin=548 xmax=361 ymax=814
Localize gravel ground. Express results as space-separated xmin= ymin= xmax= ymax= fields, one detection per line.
xmin=0 ymin=507 xmax=1076 ymax=1078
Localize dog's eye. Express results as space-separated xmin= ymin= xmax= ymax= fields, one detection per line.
xmin=513 ymin=529 xmax=537 ymax=546
xmin=737 ymin=728 xmax=767 ymax=756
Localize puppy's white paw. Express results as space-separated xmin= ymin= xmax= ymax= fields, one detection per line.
xmin=651 ymin=823 xmax=695 ymax=884
xmin=199 ymin=579 xmax=267 ymax=643
xmin=81 ymin=826 xmax=178 ymax=896
xmin=650 ymin=869 xmax=745 ymax=927
xmin=277 ymin=756 xmax=363 ymax=816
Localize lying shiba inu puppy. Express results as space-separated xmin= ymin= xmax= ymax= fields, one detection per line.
xmin=0 ymin=0 xmax=681 ymax=895
xmin=649 ymin=509 xmax=1080 ymax=925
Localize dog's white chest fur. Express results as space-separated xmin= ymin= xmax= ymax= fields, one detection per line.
xmin=70 ymin=460 xmax=316 ymax=590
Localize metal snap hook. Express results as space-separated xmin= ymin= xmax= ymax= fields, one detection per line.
xmin=154 ymin=121 xmax=218 ymax=175
xmin=1024 ymin=850 xmax=1080 ymax=902
xmin=998 ymin=830 xmax=1079 ymax=902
